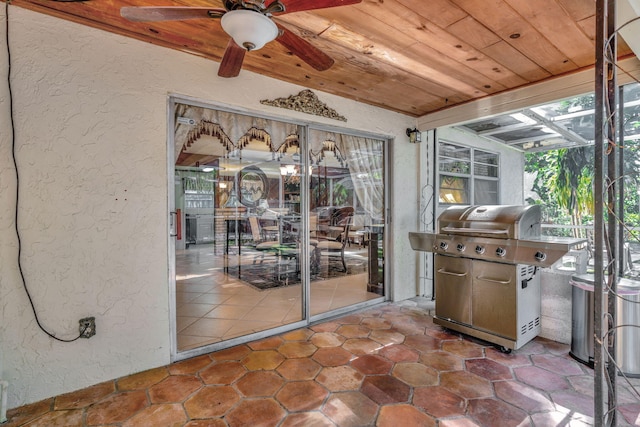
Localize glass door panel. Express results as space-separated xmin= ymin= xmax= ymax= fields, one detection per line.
xmin=172 ymin=103 xmax=304 ymax=352
xmin=308 ymin=129 xmax=386 ymax=316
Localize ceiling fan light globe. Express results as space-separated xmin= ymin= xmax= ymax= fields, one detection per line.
xmin=221 ymin=9 xmax=278 ymax=52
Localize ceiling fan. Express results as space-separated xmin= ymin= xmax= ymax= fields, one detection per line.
xmin=121 ymin=0 xmax=361 ymax=78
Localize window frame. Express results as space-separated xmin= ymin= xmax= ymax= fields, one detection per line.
xmin=437 ymin=140 xmax=500 ymax=206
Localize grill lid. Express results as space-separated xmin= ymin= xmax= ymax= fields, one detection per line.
xmin=438 ymin=205 xmax=541 ymax=240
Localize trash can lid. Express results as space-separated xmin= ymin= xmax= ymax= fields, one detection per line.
xmin=570 ymin=273 xmax=595 ymax=291
xmin=618 ymin=277 xmax=640 ymax=295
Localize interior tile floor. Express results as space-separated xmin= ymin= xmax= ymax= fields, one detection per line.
xmin=176 ymin=244 xmax=381 ymax=351
xmin=6 ymin=302 xmax=640 ymax=426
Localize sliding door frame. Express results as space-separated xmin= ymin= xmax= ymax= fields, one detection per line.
xmin=168 ymin=94 xmax=390 ymax=362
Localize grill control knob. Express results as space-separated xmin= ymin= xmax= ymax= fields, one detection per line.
xmin=475 ymin=245 xmax=485 ymax=255
xmin=439 ymin=241 xmax=448 ymax=250
xmin=496 ymin=247 xmax=506 ymax=257
xmin=534 ymin=251 xmax=547 ymax=262
xmin=456 ymin=243 xmax=466 ymax=252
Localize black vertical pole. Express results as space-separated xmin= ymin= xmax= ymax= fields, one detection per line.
xmin=605 ymin=0 xmax=618 ymax=423
xmin=594 ymin=0 xmax=607 ymax=423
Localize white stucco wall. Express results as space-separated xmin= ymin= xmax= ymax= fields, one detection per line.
xmin=0 ymin=6 xmax=416 ymax=408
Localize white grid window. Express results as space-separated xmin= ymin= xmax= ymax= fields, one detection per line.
xmin=438 ymin=141 xmax=499 ymax=205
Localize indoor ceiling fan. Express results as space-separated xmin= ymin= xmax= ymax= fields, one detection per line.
xmin=121 ymin=0 xmax=361 ymax=78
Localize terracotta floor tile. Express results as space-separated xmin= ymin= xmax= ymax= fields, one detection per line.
xmin=530 ymin=411 xmax=592 ymax=427
xmin=494 ymin=380 xmax=555 ymax=413
xmin=549 ymin=390 xmax=595 ymax=418
xmin=465 ymin=358 xmax=513 ymax=381
xmin=199 ymin=361 xmax=246 ymax=385
xmin=404 ymin=334 xmax=442 ymax=353
xmin=531 ymin=353 xmax=584 ymax=376
xmin=516 ymin=340 xmax=547 ymax=355
xmin=617 ymin=403 xmax=640 ymax=425
xmin=276 ymin=358 xmax=322 ymax=380
xmin=117 ymin=367 xmax=169 ymax=391
xmin=441 ymin=339 xmax=485 ymax=358
xmin=350 ymin=354 xmax=393 ymax=375
xmin=7 ymin=303 xmax=640 ymax=427
xmin=122 ymin=403 xmax=187 ymax=427
xmin=485 ymin=347 xmax=532 ymax=367
xmin=4 ymin=398 xmax=52 ymax=427
xmin=467 ymin=398 xmax=530 ymax=427
xmin=360 ymin=317 xmax=392 ymax=330
xmin=514 ymin=365 xmax=570 ymax=392
xmin=316 ymin=366 xmax=364 ymax=391
xmin=335 ymin=314 xmax=365 ymax=325
xmin=310 ymin=321 xmax=340 ymax=332
xmin=242 ymin=350 xmax=285 ymax=370
xmin=248 ymin=336 xmax=285 ymax=350
xmin=377 ymin=404 xmax=436 ymax=427
xmin=54 ymin=381 xmax=115 ymax=410
xmin=342 ymin=338 xmax=381 ymax=355
xmin=313 ymin=346 xmax=354 ymax=367
xmin=310 ymin=331 xmax=346 ymax=347
xmin=22 ymin=409 xmax=83 ymax=427
xmin=225 ymin=398 xmax=285 ymax=427
xmin=438 ymin=418 xmax=482 ymax=427
xmin=413 ymin=386 xmax=467 ymax=418
xmin=392 ymin=362 xmax=438 ymax=387
xmin=184 ymin=420 xmax=227 ymax=427
xmin=184 ymin=386 xmax=240 ymax=418
xmin=280 ymin=411 xmax=336 ymax=427
xmin=281 ymin=328 xmax=314 ymax=341
xmin=149 ymin=375 xmax=202 ymax=403
xmin=276 ymin=380 xmax=329 ymax=412
xmin=85 ymin=390 xmax=148 ymax=424
xmin=336 ymin=324 xmax=371 ymax=338
xmin=235 ymin=370 xmax=284 ymax=397
xmin=322 ymin=391 xmax=379 ymax=427
xmin=379 ymin=343 xmax=419 ymax=362
xmin=168 ymin=354 xmax=213 ymax=375
xmin=420 ymin=350 xmax=464 ymax=371
xmin=278 ymin=341 xmax=318 ymax=358
xmin=440 ymin=371 xmax=494 ymax=399
xmin=210 ymin=344 xmax=251 ymax=361
xmin=426 ymin=328 xmax=459 ymax=340
xmin=369 ymin=329 xmax=406 ymax=345
xmin=361 ymin=375 xmax=411 ymax=404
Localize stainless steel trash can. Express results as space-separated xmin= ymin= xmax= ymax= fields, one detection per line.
xmin=570 ymin=274 xmax=595 ymax=367
xmin=617 ymin=278 xmax=640 ymax=377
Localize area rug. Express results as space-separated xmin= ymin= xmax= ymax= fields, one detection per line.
xmin=227 ymin=255 xmax=368 ymax=291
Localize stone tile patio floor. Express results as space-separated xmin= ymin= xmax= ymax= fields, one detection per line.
xmin=5 ymin=302 xmax=640 ymax=426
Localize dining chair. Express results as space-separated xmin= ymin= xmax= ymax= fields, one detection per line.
xmin=314 ymin=207 xmax=354 ymax=272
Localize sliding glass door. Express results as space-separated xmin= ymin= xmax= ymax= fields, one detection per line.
xmin=169 ymin=98 xmax=386 ymax=355
xmin=307 ymin=129 xmax=386 ymax=317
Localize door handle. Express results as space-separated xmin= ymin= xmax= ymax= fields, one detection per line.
xmin=437 ymin=268 xmax=467 ymax=277
xmin=476 ymin=276 xmax=511 ymax=285
xmin=169 ymin=211 xmax=178 ymax=237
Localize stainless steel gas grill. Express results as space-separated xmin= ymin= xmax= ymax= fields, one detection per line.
xmin=409 ymin=205 xmax=585 ymax=351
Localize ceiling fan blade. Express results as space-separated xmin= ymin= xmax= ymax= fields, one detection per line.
xmin=218 ymin=38 xmax=246 ymax=78
xmin=271 ymin=0 xmax=361 ymax=15
xmin=276 ymin=24 xmax=334 ymax=71
xmin=120 ymin=7 xmax=225 ymax=23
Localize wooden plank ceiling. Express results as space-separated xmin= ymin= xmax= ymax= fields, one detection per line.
xmin=7 ymin=0 xmax=634 ymax=117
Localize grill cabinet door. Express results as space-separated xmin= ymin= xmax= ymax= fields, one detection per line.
xmin=472 ymin=260 xmax=517 ymax=339
xmin=435 ymin=255 xmax=472 ymax=325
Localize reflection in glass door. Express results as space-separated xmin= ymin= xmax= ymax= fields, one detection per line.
xmin=170 ymin=100 xmax=387 ymax=354
xmin=172 ymin=102 xmax=306 ymax=352
xmin=307 ymin=129 xmax=386 ymax=317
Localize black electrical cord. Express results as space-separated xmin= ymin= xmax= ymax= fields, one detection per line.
xmin=5 ymin=2 xmax=86 ymax=342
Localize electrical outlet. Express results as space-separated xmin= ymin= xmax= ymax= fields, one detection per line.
xmin=79 ymin=317 xmax=96 ymax=338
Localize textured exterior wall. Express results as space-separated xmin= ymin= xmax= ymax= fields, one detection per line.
xmin=0 ymin=6 xmax=415 ymax=408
